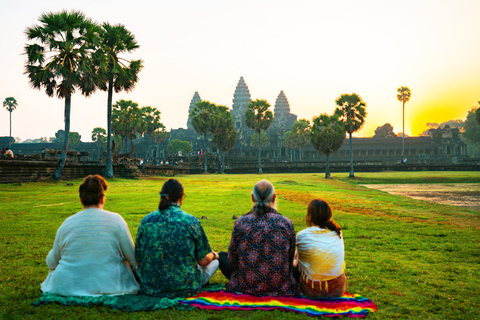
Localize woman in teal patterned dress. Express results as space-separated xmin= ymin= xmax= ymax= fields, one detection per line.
xmin=135 ymin=179 xmax=219 ymax=296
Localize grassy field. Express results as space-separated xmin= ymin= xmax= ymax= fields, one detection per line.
xmin=0 ymin=171 xmax=479 ymax=319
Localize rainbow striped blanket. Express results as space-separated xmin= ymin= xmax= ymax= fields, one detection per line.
xmin=32 ymin=286 xmax=376 ymax=317
xmin=180 ymin=290 xmax=376 ymax=318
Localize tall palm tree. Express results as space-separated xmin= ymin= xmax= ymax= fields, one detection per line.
xmin=310 ymin=113 xmax=345 ymax=178
xmin=245 ymin=99 xmax=274 ymax=173
xmin=96 ymin=23 xmax=143 ymax=178
xmin=335 ymin=93 xmax=367 ymax=178
xmin=190 ymin=101 xmax=218 ymax=173
xmin=24 ymin=10 xmax=100 ymax=179
xmin=2 ymin=97 xmax=17 ymax=147
xmin=397 ymin=86 xmax=412 ymax=158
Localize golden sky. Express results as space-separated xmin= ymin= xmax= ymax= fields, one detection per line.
xmin=1 ymin=0 xmax=479 ymax=141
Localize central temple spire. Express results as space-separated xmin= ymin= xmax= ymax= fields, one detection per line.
xmin=231 ymin=76 xmax=251 ymax=130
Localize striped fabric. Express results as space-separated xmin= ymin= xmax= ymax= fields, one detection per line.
xmin=180 ymin=290 xmax=376 ymax=317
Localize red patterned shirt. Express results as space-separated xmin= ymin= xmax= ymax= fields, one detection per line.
xmin=226 ymin=209 xmax=300 ymax=296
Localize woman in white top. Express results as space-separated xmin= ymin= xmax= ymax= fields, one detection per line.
xmin=294 ymin=199 xmax=346 ymax=297
xmin=41 ymin=175 xmax=139 ymax=296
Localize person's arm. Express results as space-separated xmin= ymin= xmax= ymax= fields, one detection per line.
xmin=198 ymin=251 xmax=219 ymax=267
xmin=46 ymin=225 xmax=64 ymax=270
xmin=117 ymin=216 xmax=138 ymax=269
xmin=134 ymin=222 xmax=145 ymax=267
xmin=192 ymin=219 xmax=214 ymax=266
xmin=227 ymin=222 xmax=240 ymax=271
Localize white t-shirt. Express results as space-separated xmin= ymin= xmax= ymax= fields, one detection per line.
xmin=296 ymin=226 xmax=345 ymax=281
xmin=41 ymin=208 xmax=140 ymax=296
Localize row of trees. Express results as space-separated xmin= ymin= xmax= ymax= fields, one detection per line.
xmin=24 ymin=10 xmax=142 ymax=179
xmin=283 ymin=93 xmax=367 ymax=178
xmin=189 ymin=101 xmax=237 ymax=173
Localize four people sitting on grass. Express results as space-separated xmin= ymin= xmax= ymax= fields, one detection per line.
xmin=42 ymin=176 xmax=346 ymax=298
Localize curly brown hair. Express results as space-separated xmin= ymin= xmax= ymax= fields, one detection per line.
xmin=79 ymin=175 xmax=108 ymax=206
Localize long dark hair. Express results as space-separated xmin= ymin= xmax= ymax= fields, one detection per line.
xmin=308 ymin=199 xmax=342 ymax=238
xmin=251 ymin=179 xmax=276 ymax=216
xmin=158 ymin=179 xmax=185 ymax=211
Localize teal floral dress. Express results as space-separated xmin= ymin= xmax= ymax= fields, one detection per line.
xmin=135 ymin=204 xmax=212 ymax=296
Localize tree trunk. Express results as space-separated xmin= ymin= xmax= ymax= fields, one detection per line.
xmin=105 ymin=77 xmax=114 ymax=178
xmin=258 ymin=129 xmax=263 ymax=173
xmin=325 ymin=153 xmax=331 ymax=178
xmin=203 ymin=133 xmax=208 ymax=173
xmin=217 ymin=142 xmax=222 ymax=174
xmin=402 ymin=100 xmax=405 ymax=159
xmin=8 ymin=111 xmax=12 ymax=148
xmin=349 ymin=132 xmax=354 ymax=178
xmin=53 ymin=96 xmax=71 ymax=180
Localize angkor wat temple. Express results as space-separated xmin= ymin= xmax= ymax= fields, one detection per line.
xmin=1 ymin=77 xmax=470 ymax=168
xmin=141 ymin=76 xmax=468 ymax=165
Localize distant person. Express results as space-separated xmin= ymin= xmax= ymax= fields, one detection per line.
xmin=294 ymin=199 xmax=346 ymax=297
xmin=1 ymin=148 xmax=5 ymax=155
xmin=4 ymin=148 xmax=14 ymax=158
xmin=41 ymin=175 xmax=139 ymax=296
xmin=135 ymin=179 xmax=219 ymax=296
xmin=219 ymin=179 xmax=300 ymax=296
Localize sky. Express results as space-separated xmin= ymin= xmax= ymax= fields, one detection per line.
xmin=1 ymin=0 xmax=480 ymax=142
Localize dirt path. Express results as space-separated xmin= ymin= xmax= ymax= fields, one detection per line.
xmin=362 ymin=183 xmax=480 ymax=211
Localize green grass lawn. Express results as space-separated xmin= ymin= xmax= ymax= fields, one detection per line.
xmin=0 ymin=171 xmax=479 ymax=319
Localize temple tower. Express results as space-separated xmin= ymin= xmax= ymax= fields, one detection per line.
xmin=272 ymin=90 xmax=291 ymax=130
xmin=231 ymin=77 xmax=251 ymax=131
xmin=187 ymin=91 xmax=202 ymax=130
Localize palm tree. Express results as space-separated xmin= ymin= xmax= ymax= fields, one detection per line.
xmin=335 ymin=93 xmax=367 ymax=178
xmin=96 ymin=23 xmax=143 ymax=178
xmin=245 ymin=99 xmax=274 ymax=173
xmin=310 ymin=113 xmax=345 ymax=178
xmin=2 ymin=97 xmax=17 ymax=147
xmin=190 ymin=101 xmax=218 ymax=173
xmin=396 ymin=86 xmax=412 ymax=158
xmin=24 ymin=10 xmax=100 ymax=179
xmin=112 ymin=99 xmax=142 ymax=156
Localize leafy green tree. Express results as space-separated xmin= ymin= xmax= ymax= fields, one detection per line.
xmin=167 ymin=139 xmax=192 ymax=155
xmin=397 ymin=86 xmax=412 ymax=157
xmin=476 ymin=102 xmax=480 ymax=124
xmin=212 ymin=106 xmax=237 ymax=173
xmin=95 ymin=23 xmax=143 ymax=178
xmin=310 ymin=113 xmax=345 ymax=178
xmin=463 ymin=106 xmax=480 ymax=145
xmin=284 ymin=119 xmax=310 ymax=161
xmin=24 ymin=10 xmax=100 ymax=179
xmin=283 ymin=130 xmax=297 ymax=161
xmin=68 ymin=132 xmax=81 ymax=147
xmin=250 ymin=131 xmax=269 ymax=148
xmin=92 ymin=127 xmax=107 ymax=160
xmin=334 ymin=93 xmax=367 ymax=178
xmin=190 ymin=100 xmax=218 ymax=173
xmin=91 ymin=127 xmax=107 ymax=146
xmin=245 ymin=99 xmax=274 ymax=173
xmin=3 ymin=97 xmax=18 ymax=146
xmin=218 ymin=126 xmax=237 ymax=173
xmin=112 ymin=100 xmax=142 ymax=156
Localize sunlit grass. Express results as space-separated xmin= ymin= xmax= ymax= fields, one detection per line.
xmin=0 ymin=172 xmax=479 ymax=319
